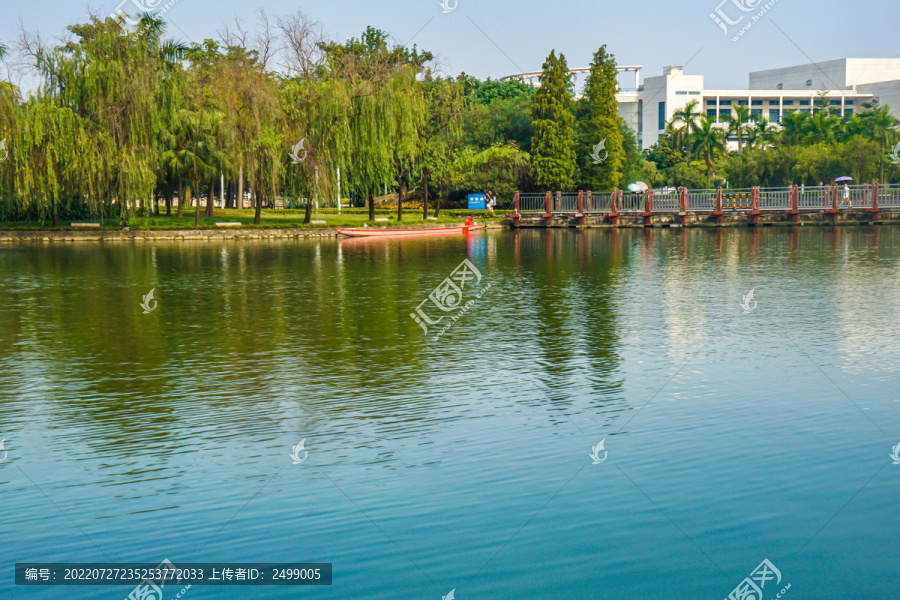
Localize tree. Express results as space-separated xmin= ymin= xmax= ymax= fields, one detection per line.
xmin=747 ymin=117 xmax=774 ymax=149
xmin=420 ymin=77 xmax=464 ymax=218
xmin=728 ymin=104 xmax=752 ymax=154
xmin=577 ymin=45 xmax=624 ymax=191
xmin=530 ymin=50 xmax=575 ymax=191
xmin=691 ymin=116 xmax=725 ymax=188
xmin=859 ymin=104 xmax=899 ymax=184
xmin=318 ymin=26 xmax=432 ymax=221
xmin=670 ymin=99 xmax=701 ymax=164
xmin=645 ymin=134 xmax=684 ymax=172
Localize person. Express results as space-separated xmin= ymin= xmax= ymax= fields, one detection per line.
xmin=840 ymin=183 xmax=852 ymax=208
xmin=485 ymin=190 xmax=495 ymax=213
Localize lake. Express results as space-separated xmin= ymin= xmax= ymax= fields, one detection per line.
xmin=1 ymin=226 xmax=898 ymax=600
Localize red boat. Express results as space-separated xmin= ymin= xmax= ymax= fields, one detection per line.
xmin=337 ymin=218 xmax=483 ymax=237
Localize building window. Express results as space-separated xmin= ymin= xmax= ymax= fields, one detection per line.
xmin=769 ymin=109 xmax=781 ymax=122
xmin=783 ymin=100 xmax=794 ymax=106
xmin=769 ymin=100 xmax=779 ymax=105
xmin=799 ymin=100 xmax=810 ymax=106
xmin=737 ymin=100 xmax=748 ymax=105
xmin=707 ymin=100 xmax=717 ymax=105
xmin=658 ymin=102 xmax=665 ymax=131
xmin=844 ymin=109 xmax=853 ymax=116
xmin=720 ymin=100 xmax=732 ymax=105
xmin=846 ymin=100 xmax=854 ymax=105
xmin=751 ymin=109 xmax=763 ymax=117
xmin=638 ymin=99 xmax=643 ymax=136
xmin=719 ymin=109 xmax=732 ymax=120
xmin=675 ymin=91 xmax=688 ymax=95
xmin=829 ymin=100 xmax=841 ymax=105
xmin=751 ymin=100 xmax=763 ymax=106
xmin=707 ymin=109 xmax=717 ymax=121
xmin=689 ymin=91 xmax=701 ymax=95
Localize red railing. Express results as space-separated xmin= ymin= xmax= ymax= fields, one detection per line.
xmin=514 ymin=184 xmax=893 ymax=216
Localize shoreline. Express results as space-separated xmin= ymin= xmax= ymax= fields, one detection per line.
xmin=0 ymin=222 xmax=510 ymax=242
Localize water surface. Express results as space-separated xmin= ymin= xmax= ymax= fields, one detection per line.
xmin=1 ymin=227 xmax=898 ymax=599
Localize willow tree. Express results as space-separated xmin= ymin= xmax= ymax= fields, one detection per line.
xmin=207 ymin=43 xmax=282 ymax=224
xmin=0 ymin=60 xmax=18 ymax=217
xmin=30 ymin=16 xmax=174 ymax=224
xmin=420 ymin=77 xmax=464 ymax=218
xmin=531 ymin=50 xmax=575 ymax=191
xmin=12 ymin=100 xmax=99 ymax=226
xmin=578 ymin=45 xmax=624 ymax=191
xmin=319 ymin=27 xmax=431 ymax=221
xmin=388 ymin=64 xmax=426 ymax=222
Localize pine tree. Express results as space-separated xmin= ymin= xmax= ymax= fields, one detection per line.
xmin=578 ymin=45 xmax=624 ymax=191
xmin=530 ymin=50 xmax=575 ymax=191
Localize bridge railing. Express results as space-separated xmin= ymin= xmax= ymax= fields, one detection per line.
xmin=759 ymin=187 xmax=792 ymax=210
xmin=513 ymin=183 xmax=899 ymax=214
xmin=720 ymin=189 xmax=753 ymax=210
xmin=555 ymin=193 xmax=579 ymax=213
xmin=518 ymin=193 xmax=547 ymax=213
xmin=879 ymin=184 xmax=900 ymax=206
xmin=585 ymin=192 xmax=614 ymax=213
xmin=838 ymin=183 xmax=872 ymax=208
xmin=798 ymin=186 xmax=831 ymax=210
xmin=687 ymin=189 xmax=718 ymax=211
xmin=618 ymin=193 xmax=645 ymax=212
xmin=651 ymin=190 xmax=680 ymax=212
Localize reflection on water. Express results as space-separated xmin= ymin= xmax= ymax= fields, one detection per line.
xmin=1 ymin=227 xmax=899 ymax=600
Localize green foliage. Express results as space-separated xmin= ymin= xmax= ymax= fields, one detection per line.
xmin=530 ymin=50 xmax=575 ymax=191
xmin=447 ymin=144 xmax=530 ymax=202
xmin=576 ymin=45 xmax=624 ymax=190
xmin=4 ymin=9 xmax=900 ymax=224
xmin=645 ymin=135 xmax=684 ymax=172
xmin=460 ymin=95 xmax=533 ymax=153
xmin=456 ymin=75 xmax=536 ymax=105
xmin=620 ymin=123 xmax=660 ymax=187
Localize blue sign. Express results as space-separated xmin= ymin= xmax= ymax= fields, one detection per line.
xmin=467 ymin=193 xmax=487 ymax=210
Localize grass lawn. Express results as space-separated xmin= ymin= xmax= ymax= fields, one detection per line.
xmin=0 ymin=207 xmax=508 ymax=230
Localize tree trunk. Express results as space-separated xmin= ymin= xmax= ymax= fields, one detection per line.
xmin=225 ymin=180 xmax=234 ymax=209
xmin=192 ymin=160 xmax=201 ymax=227
xmin=303 ymin=198 xmax=312 ymax=224
xmin=397 ymin=167 xmax=405 ymax=222
xmin=177 ymin=181 xmax=185 ymax=218
xmin=253 ymin=176 xmax=262 ymax=225
xmin=154 ymin=192 xmax=160 ymax=215
xmin=237 ymin=164 xmax=244 ymax=210
xmin=435 ymin=182 xmax=443 ymax=217
xmin=250 ymin=177 xmax=256 ymax=221
xmin=165 ymin=189 xmax=173 ymax=216
xmin=368 ymin=188 xmax=375 ymax=221
xmin=206 ymin=181 xmax=215 ymax=217
xmin=52 ymin=198 xmax=60 ymax=228
xmin=422 ymin=169 xmax=429 ymax=219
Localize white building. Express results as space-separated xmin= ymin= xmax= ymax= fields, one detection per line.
xmin=625 ymin=58 xmax=900 ymax=151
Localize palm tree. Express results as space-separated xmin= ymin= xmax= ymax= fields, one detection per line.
xmin=861 ymin=105 xmax=900 ymax=184
xmin=805 ymin=111 xmax=839 ymax=144
xmin=779 ymin=111 xmax=808 ymax=146
xmin=0 ymin=42 xmax=8 ymax=60
xmin=728 ymin=104 xmax=752 ymax=154
xmin=747 ymin=117 xmax=774 ymax=148
xmin=670 ymin=99 xmax=701 ymax=165
xmin=691 ymin=116 xmax=725 ymax=188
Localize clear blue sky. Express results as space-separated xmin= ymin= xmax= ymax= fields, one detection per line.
xmin=1 ymin=0 xmax=898 ymax=88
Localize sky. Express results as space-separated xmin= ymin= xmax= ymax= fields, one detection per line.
xmin=1 ymin=0 xmax=898 ymax=89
